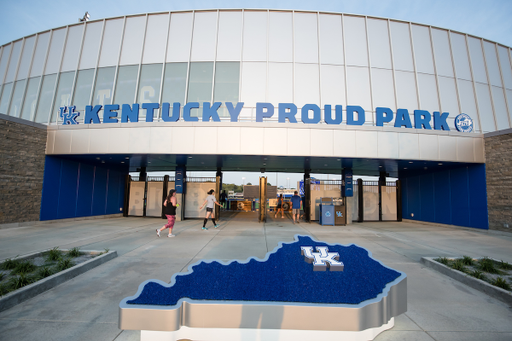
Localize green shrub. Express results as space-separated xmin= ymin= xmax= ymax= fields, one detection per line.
xmin=491 ymin=277 xmax=511 ymax=291
xmin=37 ymin=266 xmax=54 ymax=279
xmin=56 ymin=258 xmax=74 ymax=271
xmin=469 ymin=270 xmax=487 ymax=281
xmin=435 ymin=257 xmax=450 ymax=265
xmin=12 ymin=260 xmax=36 ymax=275
xmin=498 ymin=260 xmax=512 ymax=270
xmin=46 ymin=247 xmax=62 ymax=262
xmin=478 ymin=257 xmax=500 ymax=274
xmin=462 ymin=256 xmax=474 ymax=266
xmin=68 ymin=247 xmax=81 ymax=258
xmin=9 ymin=273 xmax=33 ymax=290
xmin=1 ymin=257 xmax=20 ymax=270
xmin=451 ymin=259 xmax=467 ymax=272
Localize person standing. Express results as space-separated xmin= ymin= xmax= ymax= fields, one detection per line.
xmin=156 ymin=189 xmax=178 ymax=237
xmin=199 ymin=189 xmax=222 ymax=230
xmin=274 ymin=194 xmax=284 ymax=218
xmin=220 ymin=190 xmax=228 ymax=210
xmin=291 ymin=191 xmax=302 ymax=224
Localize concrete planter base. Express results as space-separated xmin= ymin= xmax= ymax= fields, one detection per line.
xmin=0 ymin=250 xmax=117 ymax=313
xmin=421 ymin=257 xmax=512 ymax=306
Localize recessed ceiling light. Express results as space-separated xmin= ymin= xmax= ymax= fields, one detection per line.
xmin=409 ymin=161 xmax=413 ymax=164
xmin=188 ymin=156 xmax=193 ymax=159
xmin=438 ymin=163 xmax=443 ymax=165
xmin=379 ymin=165 xmax=382 ymax=168
xmin=404 ymin=167 xmax=407 ymax=169
xmin=96 ymin=157 xmax=100 ymax=160
xmin=125 ymin=157 xmax=129 ymax=159
xmin=121 ymin=161 xmax=125 ymax=164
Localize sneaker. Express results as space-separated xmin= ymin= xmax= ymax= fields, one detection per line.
xmin=202 ymin=227 xmax=208 ymax=230
xmin=214 ymin=224 xmax=219 ymax=228
xmin=156 ymin=229 xmax=160 ymax=237
xmin=168 ymin=234 xmax=175 ymax=238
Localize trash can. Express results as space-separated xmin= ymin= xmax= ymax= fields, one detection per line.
xmin=319 ymin=197 xmax=335 ymax=226
xmin=333 ymin=198 xmax=346 ymax=226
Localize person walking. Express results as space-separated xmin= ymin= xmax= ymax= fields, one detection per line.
xmin=156 ymin=189 xmax=178 ymax=238
xmin=274 ymin=194 xmax=284 ymax=218
xmin=291 ymin=190 xmax=302 ymax=224
xmin=199 ymin=189 xmax=222 ymax=230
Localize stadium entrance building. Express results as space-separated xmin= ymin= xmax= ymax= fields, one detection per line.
xmin=1 ymin=9 xmax=511 ymax=230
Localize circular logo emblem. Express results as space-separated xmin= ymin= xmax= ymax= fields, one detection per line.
xmin=455 ymin=114 xmax=473 ymax=133
xmin=325 ymin=211 xmax=331 ymax=217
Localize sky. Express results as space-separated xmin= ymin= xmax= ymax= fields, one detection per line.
xmin=2 ymin=0 xmax=511 ymax=186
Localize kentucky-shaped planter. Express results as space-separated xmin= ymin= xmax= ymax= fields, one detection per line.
xmin=119 ymin=235 xmax=407 ymax=341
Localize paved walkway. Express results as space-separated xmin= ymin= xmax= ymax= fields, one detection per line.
xmin=0 ymin=212 xmax=511 ymax=341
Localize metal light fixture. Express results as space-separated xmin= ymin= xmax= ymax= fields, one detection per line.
xmin=79 ymin=12 xmax=90 ymax=22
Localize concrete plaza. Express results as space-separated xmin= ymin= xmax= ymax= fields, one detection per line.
xmin=0 ymin=212 xmax=511 ymax=341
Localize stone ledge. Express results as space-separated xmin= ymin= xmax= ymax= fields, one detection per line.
xmin=421 ymin=257 xmax=512 ymax=306
xmin=0 ymin=250 xmax=117 ymax=313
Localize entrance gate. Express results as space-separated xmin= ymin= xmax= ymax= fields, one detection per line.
xmin=355 ymin=180 xmax=400 ymax=222
xmin=184 ymin=177 xmax=216 ymax=219
xmin=127 ymin=176 xmax=175 ymax=217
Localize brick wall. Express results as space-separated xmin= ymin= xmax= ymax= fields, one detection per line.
xmin=0 ymin=114 xmax=47 ymax=224
xmin=485 ymin=128 xmax=512 ymax=232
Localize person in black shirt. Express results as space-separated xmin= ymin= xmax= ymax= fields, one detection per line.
xmin=220 ymin=190 xmax=228 ymax=210
xmin=157 ymin=189 xmax=178 ymax=238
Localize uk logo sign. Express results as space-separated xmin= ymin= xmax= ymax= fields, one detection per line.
xmin=59 ymin=106 xmax=80 ymax=125
xmin=301 ymin=246 xmax=344 ymax=271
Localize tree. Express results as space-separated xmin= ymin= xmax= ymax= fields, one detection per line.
xmin=267 ymin=182 xmax=272 ymax=186
xmin=247 ymin=182 xmax=252 ymax=186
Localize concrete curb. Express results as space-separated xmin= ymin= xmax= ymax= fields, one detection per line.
xmin=0 ymin=250 xmax=117 ymax=313
xmin=421 ymin=257 xmax=512 ymax=306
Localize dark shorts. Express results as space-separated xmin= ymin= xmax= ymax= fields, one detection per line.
xmin=277 ymin=204 xmax=282 ymax=209
xmin=206 ymin=207 xmax=213 ymax=212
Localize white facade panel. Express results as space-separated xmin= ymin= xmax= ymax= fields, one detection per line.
xmin=431 ymin=28 xmax=454 ymax=77
xmin=371 ymin=68 xmax=396 ymax=111
xmin=263 ymin=127 xmax=288 ymax=155
xmin=88 ymin=129 xmax=109 ymax=154
xmin=99 ymin=18 xmax=124 ymax=67
xmin=242 ymin=11 xmax=267 ymax=62
xmin=377 ymin=131 xmax=399 ymax=159
xmin=30 ymin=33 xmax=50 ymax=77
xmin=474 ymin=137 xmax=485 ymax=162
xmin=411 ymin=25 xmax=434 ymax=75
xmin=311 ymin=129 xmax=333 ymax=157
xmin=143 ymin=14 xmax=169 ymax=64
xmin=217 ymin=127 xmax=241 ymax=154
xmin=53 ymin=129 xmax=72 ymax=154
xmin=498 ymin=46 xmax=512 ymax=90
xmin=167 ymin=12 xmax=193 ymax=63
xmin=320 ymin=65 xmax=345 ymax=106
xmin=268 ymin=11 xmax=293 ymax=63
xmin=129 ymin=127 xmax=151 ymax=153
xmin=318 ymin=14 xmax=343 ymax=65
xmin=483 ymin=42 xmax=502 ymax=87
xmin=475 ymin=82 xmax=496 ymax=132
xmin=108 ymin=128 xmax=130 ymax=153
xmin=344 ymin=16 xmax=368 ymax=67
xmin=240 ymin=62 xmax=266 ymax=107
xmin=355 ymin=131 xmax=378 ymax=157
xmin=438 ymin=135 xmax=457 ymax=161
xmin=458 ymin=79 xmax=480 ymax=132
xmin=119 ymin=16 xmax=146 ymax=66
xmin=217 ymin=11 xmax=243 ymax=61
xmin=367 ymin=18 xmax=391 ymax=69
xmin=457 ymin=137 xmax=475 ymax=162
xmin=148 ymin=127 xmax=173 ymax=153
xmin=398 ymin=133 xmax=419 ymax=159
xmin=468 ymin=37 xmax=487 ymax=84
xmin=61 ymin=25 xmax=84 ymax=72
xmin=390 ymin=21 xmax=414 ymax=72
xmin=171 ymin=126 xmax=195 ymax=154
xmin=239 ymin=127 xmax=264 ymax=154
xmin=419 ymin=134 xmax=439 ymax=160
xmin=438 ymin=76 xmax=460 ymax=116
xmin=194 ymin=126 xmax=218 ymax=154
xmin=17 ymin=36 xmax=35 ymax=80
xmin=70 ymin=129 xmax=90 ymax=154
xmin=6 ymin=40 xmax=22 ymax=82
xmin=79 ymin=21 xmax=103 ymax=70
xmin=395 ymin=71 xmax=418 ymax=110
xmin=346 ymin=66 xmax=371 ymax=111
xmin=333 ymin=130 xmax=356 ymax=157
xmin=191 ymin=11 xmax=217 ymax=62
xmin=417 ymin=72 xmax=440 ymax=112
xmin=286 ymin=128 xmax=310 ymax=156
xmin=295 ymin=63 xmax=320 ymax=108
xmin=268 ymin=62 xmax=293 ymax=105
xmin=491 ymin=86 xmax=510 ymax=130
xmin=294 ymin=12 xmax=318 ymax=64
xmin=450 ymin=33 xmax=472 ymax=81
